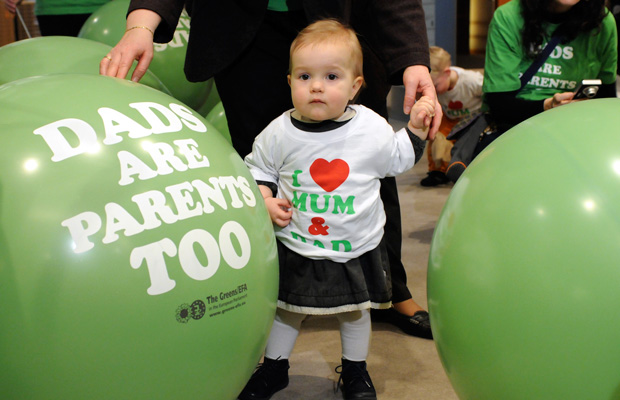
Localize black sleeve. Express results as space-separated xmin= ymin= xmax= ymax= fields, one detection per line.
xmin=597 ymin=82 xmax=617 ymax=98
xmin=405 ymin=127 xmax=427 ymax=164
xmin=485 ymin=91 xmax=545 ymax=128
xmin=368 ymin=0 xmax=430 ymax=85
xmin=487 ymin=82 xmax=617 ymax=129
xmin=128 ymin=0 xmax=185 ymax=43
xmin=256 ymin=180 xmax=278 ymax=197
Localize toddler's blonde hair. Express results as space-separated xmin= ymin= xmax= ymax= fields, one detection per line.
xmin=290 ymin=19 xmax=364 ymax=80
xmin=429 ymin=46 xmax=451 ymax=77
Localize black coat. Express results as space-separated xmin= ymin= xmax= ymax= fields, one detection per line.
xmin=129 ymin=0 xmax=430 ymax=85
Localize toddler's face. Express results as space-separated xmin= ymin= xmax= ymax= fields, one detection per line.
xmin=288 ymin=42 xmax=363 ymax=122
xmin=432 ymin=69 xmax=451 ymax=95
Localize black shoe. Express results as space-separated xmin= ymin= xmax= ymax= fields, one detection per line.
xmin=420 ymin=170 xmax=449 ymax=187
xmin=372 ymin=308 xmax=433 ymax=339
xmin=387 ymin=309 xmax=433 ymax=339
xmin=237 ymin=357 xmax=289 ymax=400
xmin=335 ymin=359 xmax=377 ymax=400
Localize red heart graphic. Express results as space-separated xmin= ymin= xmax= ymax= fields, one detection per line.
xmin=309 ymin=158 xmax=349 ymax=192
xmin=448 ymin=100 xmax=463 ymax=110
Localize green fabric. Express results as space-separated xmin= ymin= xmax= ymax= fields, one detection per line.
xmin=483 ymin=0 xmax=617 ymax=102
xmin=267 ymin=0 xmax=303 ymax=12
xmin=35 ymin=0 xmax=109 ymax=16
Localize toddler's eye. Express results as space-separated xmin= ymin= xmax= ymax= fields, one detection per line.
xmin=327 ymin=74 xmax=338 ymax=80
xmin=299 ymin=73 xmax=310 ymax=80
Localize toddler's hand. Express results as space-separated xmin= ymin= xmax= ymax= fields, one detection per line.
xmin=265 ymin=198 xmax=293 ymax=227
xmin=407 ymin=96 xmax=435 ymax=140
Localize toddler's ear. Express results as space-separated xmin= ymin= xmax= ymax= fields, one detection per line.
xmin=287 ymin=75 xmax=292 ymax=86
xmin=350 ymin=76 xmax=364 ymax=100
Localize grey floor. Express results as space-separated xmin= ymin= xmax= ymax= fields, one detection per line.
xmin=270 ymin=115 xmax=458 ymax=400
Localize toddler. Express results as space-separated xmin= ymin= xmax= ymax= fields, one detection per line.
xmin=421 ymin=46 xmax=483 ymax=186
xmin=241 ymin=19 xmax=434 ymax=400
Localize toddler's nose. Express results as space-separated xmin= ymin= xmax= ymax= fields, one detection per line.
xmin=311 ymin=80 xmax=323 ymax=92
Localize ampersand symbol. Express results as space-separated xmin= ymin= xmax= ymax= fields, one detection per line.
xmin=308 ymin=217 xmax=329 ymax=236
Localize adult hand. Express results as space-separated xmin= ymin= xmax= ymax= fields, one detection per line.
xmin=4 ymin=0 xmax=22 ymax=14
xmin=99 ymin=9 xmax=161 ymax=82
xmin=402 ymin=65 xmax=442 ymax=140
xmin=543 ymin=91 xmax=577 ymax=111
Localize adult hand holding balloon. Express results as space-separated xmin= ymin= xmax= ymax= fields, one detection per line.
xmin=83 ymin=0 xmax=212 ymax=110
xmin=98 ymin=8 xmax=161 ymax=83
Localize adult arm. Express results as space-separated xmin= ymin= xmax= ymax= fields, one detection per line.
xmin=487 ymin=82 xmax=615 ymax=129
xmin=100 ymin=0 xmax=184 ymax=82
xmin=3 ymin=0 xmax=22 ymax=13
xmin=368 ymin=0 xmax=441 ymax=138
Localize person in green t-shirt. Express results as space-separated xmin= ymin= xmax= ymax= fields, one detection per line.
xmin=482 ymin=0 xmax=617 ymax=139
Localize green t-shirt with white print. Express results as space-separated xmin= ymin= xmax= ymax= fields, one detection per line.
xmin=267 ymin=0 xmax=303 ymax=12
xmin=35 ymin=0 xmax=109 ymax=16
xmin=483 ymin=0 xmax=617 ymax=101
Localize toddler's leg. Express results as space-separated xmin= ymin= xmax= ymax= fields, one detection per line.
xmin=336 ymin=309 xmax=376 ymax=400
xmin=265 ymin=309 xmax=306 ymax=360
xmin=337 ymin=309 xmax=371 ymax=361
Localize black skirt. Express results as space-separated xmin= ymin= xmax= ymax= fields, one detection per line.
xmin=276 ymin=239 xmax=392 ymax=315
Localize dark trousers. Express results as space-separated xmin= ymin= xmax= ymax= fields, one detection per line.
xmin=214 ymin=11 xmax=412 ymax=303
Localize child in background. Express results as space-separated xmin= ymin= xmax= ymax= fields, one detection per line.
xmin=420 ymin=46 xmax=483 ymax=186
xmin=241 ymin=19 xmax=434 ymax=400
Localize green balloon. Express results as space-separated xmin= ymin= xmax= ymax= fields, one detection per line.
xmin=205 ymin=102 xmax=232 ymax=145
xmin=0 ymin=36 xmax=170 ymax=94
xmin=428 ymin=98 xmax=620 ymax=400
xmin=0 ymin=74 xmax=278 ymax=400
xmin=79 ymin=0 xmax=212 ymax=110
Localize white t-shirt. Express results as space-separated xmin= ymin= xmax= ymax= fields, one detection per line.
xmin=245 ymin=105 xmax=415 ymax=262
xmin=438 ymin=66 xmax=484 ymax=120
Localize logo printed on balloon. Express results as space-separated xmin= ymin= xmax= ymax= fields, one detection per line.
xmin=32 ymin=101 xmax=258 ymax=296
xmin=154 ymin=12 xmax=190 ymax=52
xmin=175 ymin=283 xmax=249 ymax=324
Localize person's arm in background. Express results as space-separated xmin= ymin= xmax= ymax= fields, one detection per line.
xmin=100 ymin=0 xmax=184 ymax=82
xmin=3 ymin=0 xmax=22 ymax=13
xmin=369 ymin=0 xmax=441 ymax=139
xmin=487 ymin=81 xmax=616 ymax=128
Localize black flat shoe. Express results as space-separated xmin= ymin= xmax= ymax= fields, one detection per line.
xmin=390 ymin=309 xmax=433 ymax=339
xmin=372 ymin=308 xmax=433 ymax=339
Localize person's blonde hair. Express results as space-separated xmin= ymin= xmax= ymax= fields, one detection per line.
xmin=429 ymin=46 xmax=451 ymax=77
xmin=289 ymin=19 xmax=364 ymax=80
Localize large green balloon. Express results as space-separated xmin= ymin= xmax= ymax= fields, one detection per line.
xmin=0 ymin=36 xmax=169 ymax=94
xmin=0 ymin=74 xmax=278 ymax=400
xmin=428 ymin=98 xmax=620 ymax=400
xmin=79 ymin=0 xmax=212 ymax=110
xmin=205 ymin=102 xmax=232 ymax=145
